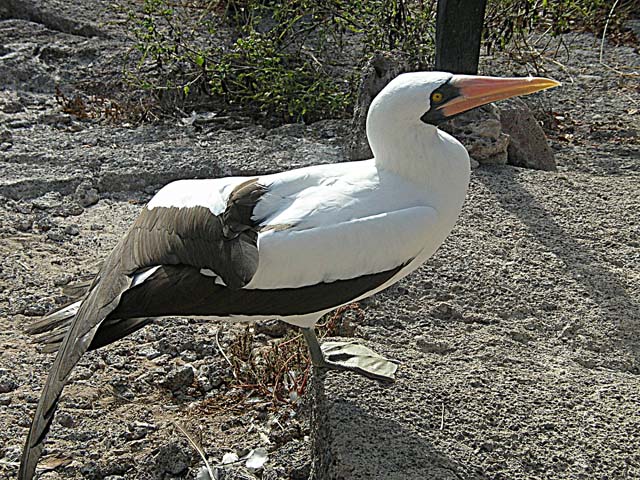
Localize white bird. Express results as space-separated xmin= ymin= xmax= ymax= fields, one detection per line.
xmin=19 ymin=71 xmax=558 ymax=479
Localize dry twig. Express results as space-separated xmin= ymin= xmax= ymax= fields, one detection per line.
xmin=174 ymin=421 xmax=215 ymax=480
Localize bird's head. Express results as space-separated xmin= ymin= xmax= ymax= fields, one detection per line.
xmin=368 ymin=71 xmax=560 ymax=129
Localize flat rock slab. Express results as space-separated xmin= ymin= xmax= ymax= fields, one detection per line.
xmin=0 ymin=120 xmax=347 ymax=200
xmin=0 ymin=0 xmax=118 ymax=37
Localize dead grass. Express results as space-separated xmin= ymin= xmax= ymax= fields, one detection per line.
xmin=55 ymin=85 xmax=158 ymax=124
xmin=225 ymin=304 xmax=365 ymax=406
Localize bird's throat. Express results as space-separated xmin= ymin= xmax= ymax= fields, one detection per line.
xmin=372 ymin=124 xmax=468 ymax=184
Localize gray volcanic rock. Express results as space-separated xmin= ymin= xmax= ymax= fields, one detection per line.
xmin=75 ymin=180 xmax=100 ymax=207
xmin=0 ymin=20 xmax=103 ymax=93
xmin=0 ymin=369 xmax=18 ymax=394
xmin=440 ymin=104 xmax=509 ymax=166
xmin=348 ymin=51 xmax=409 ymax=161
xmin=0 ymin=0 xmax=107 ymax=38
xmin=500 ymin=97 xmax=557 ymax=171
xmin=159 ymin=365 xmax=195 ymax=392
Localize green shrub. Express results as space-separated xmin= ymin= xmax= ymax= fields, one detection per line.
xmin=122 ymin=0 xmax=438 ymax=123
xmin=120 ymin=0 xmax=633 ymax=124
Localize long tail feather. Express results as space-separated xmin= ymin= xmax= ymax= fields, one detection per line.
xmin=25 ymin=299 xmax=155 ymax=354
xmin=24 ymin=301 xmax=82 ymax=354
xmin=18 ymin=272 xmax=132 ymax=480
xmin=25 ymin=301 xmax=81 ymax=336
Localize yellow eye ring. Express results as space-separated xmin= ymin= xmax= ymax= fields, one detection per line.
xmin=431 ymin=92 xmax=444 ymax=103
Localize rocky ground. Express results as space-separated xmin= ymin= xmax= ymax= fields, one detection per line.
xmin=1 ymin=2 xmax=639 ymax=480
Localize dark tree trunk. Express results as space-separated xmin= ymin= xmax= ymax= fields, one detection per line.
xmin=435 ymin=0 xmax=488 ymax=74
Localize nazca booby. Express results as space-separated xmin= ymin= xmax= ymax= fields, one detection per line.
xmin=19 ymin=72 xmax=559 ymax=479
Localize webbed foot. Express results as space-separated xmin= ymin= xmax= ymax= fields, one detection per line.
xmin=301 ymin=328 xmax=398 ymax=381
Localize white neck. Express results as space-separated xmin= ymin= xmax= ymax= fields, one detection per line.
xmin=368 ymin=120 xmax=471 ymax=215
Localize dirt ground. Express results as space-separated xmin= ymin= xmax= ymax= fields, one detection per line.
xmin=1 ymin=2 xmax=639 ymax=480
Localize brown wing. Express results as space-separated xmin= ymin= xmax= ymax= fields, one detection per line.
xmin=118 ymin=178 xmax=267 ymax=288
xmin=19 ymin=178 xmax=266 ymax=480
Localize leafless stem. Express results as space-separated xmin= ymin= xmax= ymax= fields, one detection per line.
xmin=599 ymin=0 xmax=621 ymax=64
xmin=174 ymin=422 xmax=215 ymax=480
xmin=216 ymin=326 xmax=237 ymax=379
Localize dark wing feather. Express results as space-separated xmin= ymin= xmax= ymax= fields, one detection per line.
xmin=28 ymin=261 xmax=404 ymax=357
xmin=121 ymin=179 xmax=266 ymax=288
xmin=19 ymin=178 xmax=267 ymax=479
xmin=110 ymin=263 xmax=403 ymax=319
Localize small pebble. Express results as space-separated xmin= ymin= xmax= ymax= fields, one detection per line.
xmin=0 ymin=371 xmax=18 ymax=393
xmin=159 ymin=365 xmax=195 ymax=392
xmin=139 ymin=347 xmax=161 ymax=360
xmin=415 ymin=336 xmax=453 ymax=354
xmin=1 ymin=101 xmax=24 ymax=114
xmin=57 ymin=412 xmax=75 ymax=428
xmin=76 ymin=181 xmax=100 ymax=207
xmin=64 ymin=224 xmax=80 ymax=236
xmin=53 ymin=274 xmax=73 ymax=286
xmin=0 ymin=129 xmax=13 ymax=142
xmin=431 ymin=302 xmax=462 ymax=321
xmin=47 ymin=231 xmax=65 ymax=242
xmin=15 ymin=218 xmax=33 ymax=232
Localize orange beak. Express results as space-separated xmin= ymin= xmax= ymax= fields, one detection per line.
xmin=439 ymin=75 xmax=561 ymax=117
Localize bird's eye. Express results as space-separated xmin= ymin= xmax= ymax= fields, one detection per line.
xmin=431 ymin=92 xmax=444 ymax=103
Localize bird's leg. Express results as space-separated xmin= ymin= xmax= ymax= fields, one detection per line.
xmin=300 ymin=327 xmax=398 ymax=381
xmin=301 ymin=326 xmax=326 ymax=366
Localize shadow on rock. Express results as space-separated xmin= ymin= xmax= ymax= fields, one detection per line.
xmin=309 ymin=373 xmax=487 ymax=480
